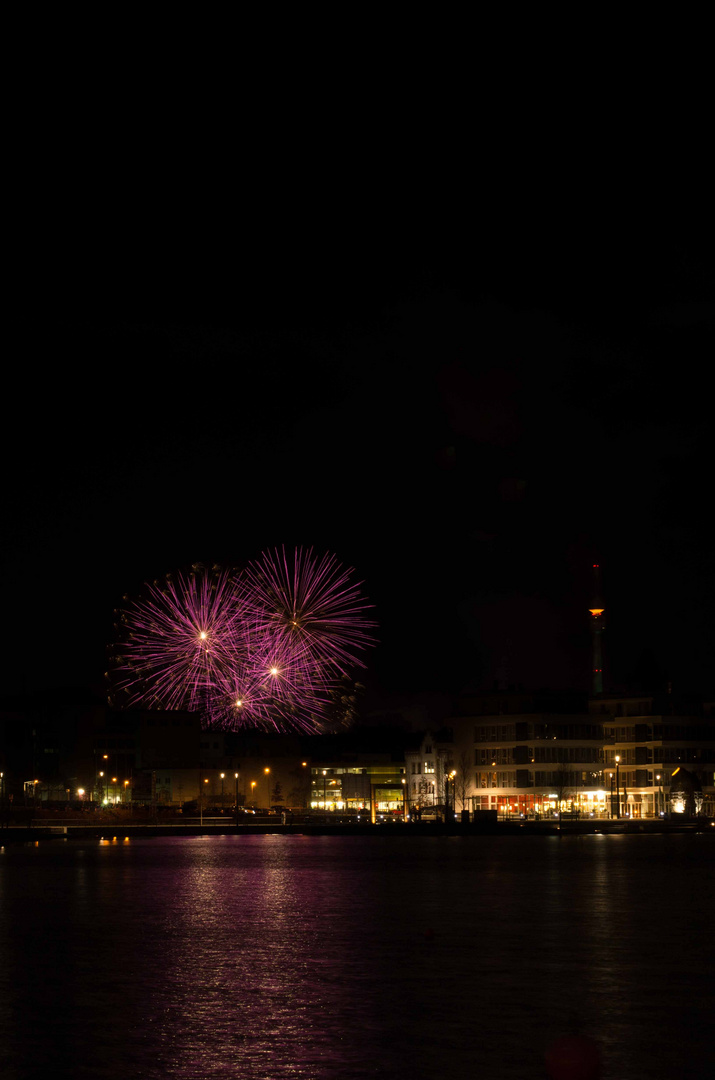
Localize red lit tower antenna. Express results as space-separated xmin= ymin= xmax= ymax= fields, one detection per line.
xmin=589 ymin=564 xmax=605 ymax=695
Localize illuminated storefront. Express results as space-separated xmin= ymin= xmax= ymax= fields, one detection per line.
xmin=309 ymin=764 xmax=407 ymax=817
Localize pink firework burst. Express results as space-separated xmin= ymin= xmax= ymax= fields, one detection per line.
xmin=110 ymin=549 xmax=377 ymax=734
xmin=208 ymin=636 xmax=334 ymax=734
xmin=244 ymin=547 xmax=376 ymax=677
xmin=111 ymin=564 xmax=250 ymax=715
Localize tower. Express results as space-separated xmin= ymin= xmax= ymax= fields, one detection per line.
xmin=589 ymin=564 xmax=605 ymax=695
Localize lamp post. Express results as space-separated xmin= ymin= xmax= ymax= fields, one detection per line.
xmin=234 ymin=772 xmax=239 ymax=809
xmin=264 ymin=767 xmax=270 ymax=810
xmin=322 ymin=769 xmax=327 ymax=811
xmin=615 ymin=756 xmax=621 ymax=819
xmin=220 ymin=773 xmax=225 ymax=811
xmin=250 ymin=780 xmax=256 ymax=807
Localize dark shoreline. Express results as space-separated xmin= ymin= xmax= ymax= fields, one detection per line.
xmin=2 ymin=818 xmax=712 ymax=843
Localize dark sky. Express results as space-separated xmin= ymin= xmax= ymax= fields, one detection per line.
xmin=5 ymin=226 xmax=714 ymax=707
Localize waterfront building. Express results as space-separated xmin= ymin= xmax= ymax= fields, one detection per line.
xmin=404 ymin=731 xmax=453 ymax=816
xmin=449 ymin=691 xmax=605 ymax=817
xmin=593 ymin=694 xmax=715 ymax=818
xmin=445 ymin=690 xmax=715 ymax=819
xmin=304 ymin=728 xmax=408 ymax=819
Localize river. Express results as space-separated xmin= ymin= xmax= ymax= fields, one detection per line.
xmin=1 ymin=832 xmax=712 ymax=1079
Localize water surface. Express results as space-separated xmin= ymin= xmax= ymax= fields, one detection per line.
xmin=1 ymin=832 xmax=712 ymax=1078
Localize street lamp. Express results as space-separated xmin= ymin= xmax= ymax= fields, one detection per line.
xmin=234 ymin=772 xmax=239 ymax=810
xmin=250 ymin=780 xmax=257 ymax=806
xmin=322 ymin=769 xmax=327 ymax=811
xmin=264 ymin=767 xmax=270 ymax=809
xmin=220 ymin=773 xmax=225 ymax=810
xmin=615 ymin=755 xmax=621 ymax=819
xmin=656 ymin=773 xmax=662 ymax=816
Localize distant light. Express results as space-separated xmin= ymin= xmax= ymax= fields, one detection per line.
xmin=589 ymin=609 xmax=604 ymax=617
xmin=593 ymin=564 xmax=599 ymax=568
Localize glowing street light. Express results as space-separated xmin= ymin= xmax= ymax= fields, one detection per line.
xmin=615 ymin=755 xmax=621 ymax=819
xmin=220 ymin=772 xmax=225 ymax=810
xmin=264 ymin=767 xmax=270 ymax=808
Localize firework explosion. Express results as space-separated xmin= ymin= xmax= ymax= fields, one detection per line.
xmin=244 ymin=547 xmax=376 ymax=677
xmin=110 ymin=564 xmax=249 ymax=713
xmin=110 ymin=550 xmax=376 ymax=734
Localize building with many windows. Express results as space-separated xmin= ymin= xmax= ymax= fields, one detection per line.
xmin=593 ymin=695 xmax=715 ymax=817
xmin=446 ymin=691 xmax=715 ymax=818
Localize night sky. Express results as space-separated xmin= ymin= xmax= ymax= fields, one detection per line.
xmin=6 ymin=226 xmax=713 ymax=709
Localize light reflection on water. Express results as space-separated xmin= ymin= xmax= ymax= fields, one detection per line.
xmin=0 ymin=833 xmax=712 ymax=1079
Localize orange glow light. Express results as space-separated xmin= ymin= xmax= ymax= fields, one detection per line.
xmin=589 ymin=608 xmax=604 ymax=616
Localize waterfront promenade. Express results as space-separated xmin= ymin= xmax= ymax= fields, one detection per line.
xmin=2 ymin=813 xmax=711 ymax=842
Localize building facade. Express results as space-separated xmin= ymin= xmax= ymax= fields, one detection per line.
xmin=447 ymin=692 xmax=715 ymax=819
